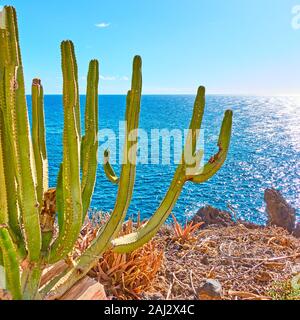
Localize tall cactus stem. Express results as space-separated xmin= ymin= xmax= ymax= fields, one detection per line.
xmin=1 ymin=6 xmax=41 ymax=261
xmin=0 ymin=6 xmax=23 ymax=245
xmin=31 ymin=78 xmax=48 ymax=206
xmin=43 ymin=56 xmax=142 ymax=299
xmin=47 ymin=41 xmax=83 ymax=264
xmin=81 ymin=60 xmax=99 ymax=220
xmin=56 ymin=163 xmax=64 ymax=230
xmin=0 ymin=109 xmax=8 ymax=225
xmin=0 ymin=225 xmax=22 ymax=300
xmin=21 ymin=261 xmax=42 ymax=300
xmin=3 ymin=66 xmax=41 ymax=262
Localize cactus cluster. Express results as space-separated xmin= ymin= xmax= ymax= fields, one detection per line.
xmin=0 ymin=6 xmax=232 ymax=300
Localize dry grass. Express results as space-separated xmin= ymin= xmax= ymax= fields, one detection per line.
xmin=149 ymin=223 xmax=300 ymax=300
xmin=74 ymin=213 xmax=164 ymax=300
xmin=91 ymin=240 xmax=163 ymax=300
xmin=1 ymin=214 xmax=299 ymax=301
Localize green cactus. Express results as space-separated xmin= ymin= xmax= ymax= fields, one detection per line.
xmin=46 ymin=41 xmax=83 ymax=264
xmin=31 ymin=78 xmax=48 ymax=207
xmin=103 ymin=149 xmax=119 ymax=184
xmin=0 ymin=226 xmax=22 ymax=300
xmin=0 ymin=6 xmax=233 ymax=300
xmin=0 ymin=7 xmax=41 ymax=265
xmin=81 ymin=60 xmax=99 ymax=220
xmin=42 ymin=58 xmax=143 ymax=299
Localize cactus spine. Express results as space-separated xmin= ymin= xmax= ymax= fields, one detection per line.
xmin=0 ymin=6 xmax=233 ymax=300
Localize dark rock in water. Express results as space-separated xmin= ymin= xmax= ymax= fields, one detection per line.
xmin=197 ymin=279 xmax=222 ymax=300
xmin=264 ymin=188 xmax=296 ymax=233
xmin=192 ymin=205 xmax=234 ymax=227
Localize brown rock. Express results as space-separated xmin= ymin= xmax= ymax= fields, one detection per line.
xmin=197 ymin=279 xmax=222 ymax=300
xmin=192 ymin=206 xmax=234 ymax=227
xmin=264 ymin=188 xmax=296 ymax=233
xmin=141 ymin=292 xmax=164 ymax=300
xmin=60 ymin=276 xmax=107 ymax=300
xmin=0 ymin=290 xmax=12 ymax=300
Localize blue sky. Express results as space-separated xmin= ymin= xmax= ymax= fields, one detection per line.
xmin=1 ymin=0 xmax=300 ymax=95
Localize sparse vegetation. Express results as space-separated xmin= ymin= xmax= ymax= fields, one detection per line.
xmin=74 ymin=215 xmax=164 ymax=300
xmin=172 ymin=214 xmax=203 ymax=244
xmin=268 ymin=278 xmax=300 ymax=300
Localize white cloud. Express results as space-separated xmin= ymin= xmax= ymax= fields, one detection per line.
xmin=100 ymin=75 xmax=129 ymax=81
xmin=142 ymin=86 xmax=196 ymax=94
xmin=95 ymin=22 xmax=110 ymax=28
xmin=100 ymin=75 xmax=116 ymax=81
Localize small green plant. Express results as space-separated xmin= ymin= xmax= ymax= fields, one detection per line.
xmin=0 ymin=6 xmax=232 ymax=300
xmin=268 ymin=276 xmax=300 ymax=300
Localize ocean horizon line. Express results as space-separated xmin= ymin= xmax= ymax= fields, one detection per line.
xmin=25 ymin=93 xmax=300 ymax=97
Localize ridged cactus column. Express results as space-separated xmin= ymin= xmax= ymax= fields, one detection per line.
xmin=0 ymin=6 xmax=41 ymax=299
xmin=81 ymin=60 xmax=99 ymax=220
xmin=0 ymin=226 xmax=22 ymax=300
xmin=42 ymin=56 xmax=142 ymax=299
xmin=47 ymin=41 xmax=83 ymax=264
xmin=31 ymin=78 xmax=48 ymax=207
xmin=0 ymin=6 xmax=41 ymax=263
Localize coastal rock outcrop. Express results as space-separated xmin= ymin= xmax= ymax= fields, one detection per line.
xmin=191 ymin=189 xmax=299 ymax=237
xmin=192 ymin=205 xmax=234 ymax=227
xmin=264 ymin=188 xmax=297 ymax=234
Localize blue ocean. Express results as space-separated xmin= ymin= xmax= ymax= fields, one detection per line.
xmin=27 ymin=95 xmax=300 ymax=225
